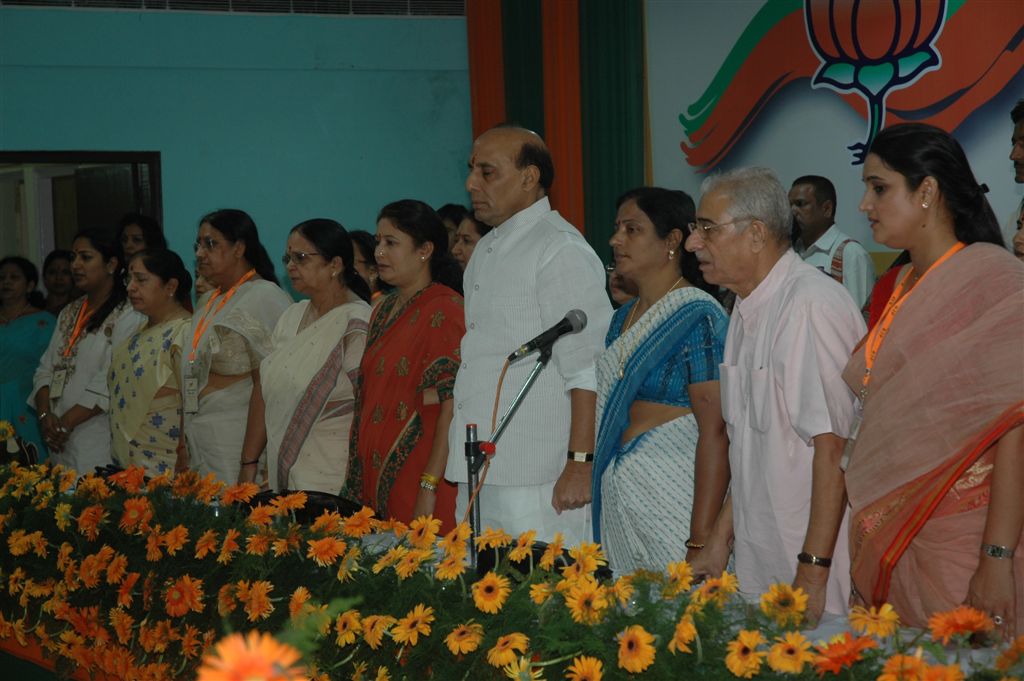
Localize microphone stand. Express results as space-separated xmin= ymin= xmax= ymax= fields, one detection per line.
xmin=464 ymin=345 xmax=553 ymax=570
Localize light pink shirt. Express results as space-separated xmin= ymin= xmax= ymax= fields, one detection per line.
xmin=721 ymin=249 xmax=865 ymax=615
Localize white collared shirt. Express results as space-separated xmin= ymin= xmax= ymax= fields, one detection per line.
xmin=799 ymin=224 xmax=875 ymax=308
xmin=446 ymin=197 xmax=612 ymax=486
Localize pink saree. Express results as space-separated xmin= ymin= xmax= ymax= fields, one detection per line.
xmin=842 ymin=243 xmax=1024 ymax=629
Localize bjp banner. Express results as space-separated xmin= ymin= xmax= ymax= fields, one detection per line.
xmin=674 ymin=0 xmax=1023 ymax=170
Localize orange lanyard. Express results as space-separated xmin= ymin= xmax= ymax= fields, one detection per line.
xmin=62 ymin=300 xmax=94 ymax=357
xmin=860 ymin=242 xmax=965 ymax=394
xmin=188 ymin=269 xmax=256 ymax=363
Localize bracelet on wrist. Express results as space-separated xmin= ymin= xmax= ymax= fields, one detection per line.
xmin=420 ymin=472 xmax=441 ymax=487
xmin=240 ymin=459 xmax=260 ymax=466
xmin=797 ymin=551 xmax=832 ymax=568
xmin=567 ymin=450 xmax=594 ymax=463
xmin=981 ymin=543 xmax=1014 ymax=559
xmin=684 ymin=538 xmax=705 ymax=550
xmin=419 ymin=480 xmax=437 ymax=492
xmin=38 ymin=411 xmax=51 ymax=421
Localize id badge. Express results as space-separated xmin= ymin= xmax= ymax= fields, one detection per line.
xmin=50 ymin=369 xmax=68 ymax=401
xmin=184 ymin=377 xmax=200 ymax=414
xmin=839 ymin=412 xmax=862 ymax=472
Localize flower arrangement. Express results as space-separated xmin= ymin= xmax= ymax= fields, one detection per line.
xmin=0 ymin=420 xmax=38 ymax=466
xmin=0 ymin=462 xmax=1020 ymax=681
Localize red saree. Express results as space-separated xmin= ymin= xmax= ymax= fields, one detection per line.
xmin=842 ymin=243 xmax=1024 ymax=628
xmin=345 ymin=284 xmax=464 ymax=530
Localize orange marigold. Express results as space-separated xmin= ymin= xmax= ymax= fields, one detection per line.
xmin=310 ymin=509 xmax=343 ymax=534
xmin=107 ymin=466 xmax=145 ymax=494
xmin=106 ymin=553 xmax=128 ymax=585
xmin=923 ymin=663 xmax=964 ymax=681
xmin=76 ymin=504 xmax=107 ymax=541
xmin=145 ymin=527 xmax=164 ymax=561
xmin=217 ymin=528 xmax=241 ymax=564
xmin=217 ymin=584 xmax=236 ymax=617
xmin=179 ymin=625 xmax=202 ymax=660
xmin=928 ymin=605 xmax=994 ymax=645
xmin=162 ymin=525 xmax=189 ymax=556
xmin=306 ymin=536 xmax=347 ymax=567
xmin=759 ymin=582 xmax=808 ymax=628
xmin=270 ymin=491 xmax=307 ymax=515
xmin=165 ymin=575 xmax=205 ymax=617
xmin=667 ymin=614 xmax=697 ymax=655
xmin=196 ymin=630 xmax=306 ymax=681
xmin=117 ymin=572 xmax=140 ymax=608
xmin=238 ymin=580 xmax=275 ymax=622
xmin=814 ymin=632 xmax=878 ymax=675
xmin=539 ymin=533 xmax=565 ymax=570
xmin=119 ymin=497 xmax=153 ymax=533
xmin=246 ymin=532 xmax=272 ymax=556
xmin=247 ymin=504 xmax=274 ymax=528
xmin=996 ymin=634 xmax=1024 ymax=672
xmin=220 ymin=482 xmax=260 ymax=505
xmin=877 ymin=653 xmax=928 ymax=681
xmin=109 ymin=608 xmax=134 ymax=645
xmin=289 ymin=586 xmax=312 ymax=620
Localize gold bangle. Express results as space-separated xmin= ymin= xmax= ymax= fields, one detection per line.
xmin=684 ymin=538 xmax=705 ymax=550
xmin=419 ymin=480 xmax=437 ymax=492
xmin=420 ymin=472 xmax=441 ymax=487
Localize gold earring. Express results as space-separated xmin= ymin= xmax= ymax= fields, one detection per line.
xmin=668 ymin=250 xmax=675 ymax=260
xmin=922 ymin=202 xmax=929 ymax=209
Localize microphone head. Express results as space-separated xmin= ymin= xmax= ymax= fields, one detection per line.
xmin=566 ymin=309 xmax=587 ymax=332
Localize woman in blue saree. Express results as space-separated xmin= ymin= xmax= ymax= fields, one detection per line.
xmin=594 ymin=188 xmax=730 ymax=575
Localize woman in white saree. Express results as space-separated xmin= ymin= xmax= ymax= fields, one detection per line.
xmin=238 ymin=219 xmax=371 ymax=492
xmin=184 ymin=209 xmax=291 ymax=483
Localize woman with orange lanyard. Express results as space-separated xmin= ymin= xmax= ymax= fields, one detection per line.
xmin=183 ymin=209 xmax=291 ymax=484
xmin=844 ymin=123 xmax=1024 ymax=637
xmin=31 ymin=229 xmax=144 ymax=474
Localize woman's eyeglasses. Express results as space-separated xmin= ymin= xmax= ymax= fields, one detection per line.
xmin=281 ymin=251 xmax=322 ymax=266
xmin=193 ymin=236 xmax=220 ymax=252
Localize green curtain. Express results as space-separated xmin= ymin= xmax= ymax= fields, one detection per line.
xmin=501 ymin=0 xmax=545 ymax=136
xmin=579 ymin=0 xmax=645 ymax=263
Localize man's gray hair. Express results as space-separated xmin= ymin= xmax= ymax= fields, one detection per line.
xmin=700 ymin=167 xmax=791 ymax=243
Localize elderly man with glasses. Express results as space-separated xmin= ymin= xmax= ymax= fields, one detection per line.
xmin=684 ymin=167 xmax=866 ymax=626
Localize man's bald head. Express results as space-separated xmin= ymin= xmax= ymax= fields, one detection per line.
xmin=466 ymin=126 xmax=554 ymax=226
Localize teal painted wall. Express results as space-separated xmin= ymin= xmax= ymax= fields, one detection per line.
xmin=0 ymin=8 xmax=472 ymax=279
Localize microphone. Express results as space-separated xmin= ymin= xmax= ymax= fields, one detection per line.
xmin=507 ymin=309 xmax=587 ymax=362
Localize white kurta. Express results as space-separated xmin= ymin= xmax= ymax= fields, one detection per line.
xmin=799 ymin=224 xmax=875 ymax=308
xmin=31 ymin=298 xmax=144 ymax=474
xmin=721 ymin=250 xmax=865 ymax=615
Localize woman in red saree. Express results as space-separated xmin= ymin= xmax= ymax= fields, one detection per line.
xmin=845 ymin=124 xmax=1023 ymax=637
xmin=345 ymin=200 xmax=464 ymax=530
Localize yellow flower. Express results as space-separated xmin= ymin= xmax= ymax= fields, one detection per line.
xmin=725 ymin=629 xmax=766 ymax=678
xmin=475 ymin=526 xmax=514 ymax=550
xmin=374 ymin=666 xmax=391 ymax=681
xmin=503 ymin=656 xmax=543 ymax=680
xmin=878 ymin=653 xmax=928 ymax=681
xmin=610 ymin=576 xmax=635 ymax=607
xmin=407 ymin=515 xmax=441 ymax=549
xmin=759 ymin=583 xmax=808 ymax=627
xmin=391 ymin=604 xmax=434 ymax=646
xmin=617 ymin=625 xmax=656 ymax=673
xmin=0 ymin=421 xmax=15 ymax=440
xmin=438 ymin=522 xmax=471 ymax=557
xmin=445 ymin=622 xmax=484 ymax=655
xmin=335 ymin=609 xmax=362 ymax=647
xmin=509 ymin=530 xmax=537 ymax=562
xmin=539 ymin=533 xmax=565 ymax=570
xmin=564 ymin=574 xmax=609 ymax=625
xmin=565 ymin=655 xmax=603 ymax=681
xmin=362 ymin=614 xmax=396 ymax=650
xmin=54 ymin=503 xmax=72 ymax=532
xmin=435 ymin=554 xmax=467 ymax=581
xmin=487 ymin=632 xmax=529 ymax=668
xmin=663 ymin=560 xmax=694 ymax=598
xmin=372 ymin=545 xmax=408 ymax=574
xmin=342 ymin=506 xmax=375 ymax=538
xmin=337 ymin=545 xmax=361 ymax=583
xmin=394 ymin=548 xmax=432 ymax=580
xmin=692 ymin=571 xmax=739 ymax=608
xmin=196 ymin=630 xmax=306 ymax=681
xmin=667 ymin=614 xmax=697 ymax=654
xmin=307 ymin=536 xmax=347 ymax=567
xmin=849 ymin=603 xmax=901 ymax=638
xmin=529 ymin=582 xmax=554 ymax=605
xmin=473 ymin=572 xmax=512 ymax=614
xmin=767 ymin=631 xmax=813 ymax=674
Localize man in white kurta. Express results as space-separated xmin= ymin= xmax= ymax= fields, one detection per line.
xmin=447 ymin=126 xmax=612 ymax=545
xmin=686 ymin=167 xmax=865 ymax=621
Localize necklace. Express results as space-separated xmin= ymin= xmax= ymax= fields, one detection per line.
xmin=618 ymin=276 xmax=686 ymax=379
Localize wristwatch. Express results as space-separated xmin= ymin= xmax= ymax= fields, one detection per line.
xmin=797 ymin=551 xmax=832 ymax=568
xmin=567 ymin=450 xmax=594 ymax=463
xmin=981 ymin=543 xmax=1014 ymax=559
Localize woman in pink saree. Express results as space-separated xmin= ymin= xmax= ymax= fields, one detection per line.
xmin=845 ymin=123 xmax=1023 ymax=637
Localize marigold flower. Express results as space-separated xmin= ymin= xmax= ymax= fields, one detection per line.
xmin=509 ymin=530 xmax=537 ymax=562
xmin=760 ymin=583 xmax=808 ymax=627
xmin=372 ymin=545 xmax=408 ymax=574
xmin=373 ymin=518 xmax=408 ymax=539
xmin=217 ymin=528 xmax=241 ymax=564
xmin=568 ymin=542 xmax=607 ymax=568
xmin=565 ymin=574 xmax=609 ymax=625
xmin=487 ymin=632 xmax=529 ymax=668
xmin=438 ymin=522 xmax=471 ymax=556
xmin=392 ymin=604 xmax=434 ymax=646
xmin=616 ymin=624 xmax=656 ymax=673
xmin=928 ymin=605 xmax=994 ymax=645
xmin=445 ymin=621 xmax=484 ymax=655
xmin=165 ymin=575 xmax=205 ymax=617
xmin=362 ymin=614 xmax=396 ymax=650
xmin=337 ymin=545 xmax=361 ymax=583
xmin=309 ymin=509 xmax=343 ymax=534
xmin=473 ymin=572 xmax=512 ymax=614
xmin=529 ymin=582 xmax=554 ymax=605
xmin=767 ymin=631 xmax=814 ymax=674
xmin=566 ymin=655 xmax=603 ymax=681
xmin=179 ymin=625 xmax=202 ymax=660
xmin=217 ymin=584 xmax=236 ymax=617
xmin=196 ymin=630 xmax=306 ymax=681
xmin=270 ymin=491 xmax=307 ymax=515
xmin=289 ymin=586 xmax=312 ymax=620
xmin=78 ymin=552 xmax=105 ymax=588
xmin=307 ymin=536 xmax=347 ymax=567
xmin=195 ymin=529 xmax=218 ymax=559
xmin=435 ymin=554 xmax=467 ymax=581
xmin=813 ymin=632 xmax=878 ymax=675
xmin=335 ymin=609 xmax=362 ymax=646
xmin=610 ymin=576 xmax=635 ymax=607
xmin=106 ymin=553 xmax=128 ymax=585
xmin=238 ymin=580 xmax=274 ymax=622
xmin=996 ymin=635 xmax=1024 ymax=671
xmin=109 ymin=608 xmax=134 ymax=645
xmin=922 ymin=663 xmax=964 ymax=681
xmin=503 ymin=656 xmax=542 ymax=680
xmin=54 ymin=503 xmax=72 ymax=531
xmin=220 ymin=482 xmax=260 ymax=505
xmin=246 ymin=532 xmax=272 ymax=556
xmin=878 ymin=653 xmax=928 ymax=681
xmin=374 ymin=666 xmax=391 ymax=681
xmin=272 ymin=527 xmax=301 ymax=557
xmin=849 ymin=603 xmax=901 ymax=638
xmin=162 ymin=525 xmax=189 ymax=555
xmin=725 ymin=629 xmax=766 ymax=678
xmin=145 ymin=527 xmax=164 ymax=561
xmin=668 ymin=614 xmax=697 ymax=654
xmin=342 ymin=506 xmax=375 ymax=538
xmin=247 ymin=503 xmax=274 ymax=528
xmin=117 ymin=572 xmax=140 ymax=608
xmin=539 ymin=533 xmax=565 ymax=571
xmin=76 ymin=504 xmax=107 ymax=541
xmin=475 ymin=526 xmax=514 ymax=551
xmin=692 ymin=571 xmax=739 ymax=608
xmin=76 ymin=475 xmax=112 ymax=500
xmin=394 ymin=548 xmax=432 ymax=580
xmin=107 ymin=466 xmax=146 ymax=494
xmin=408 ymin=515 xmax=441 ymax=549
